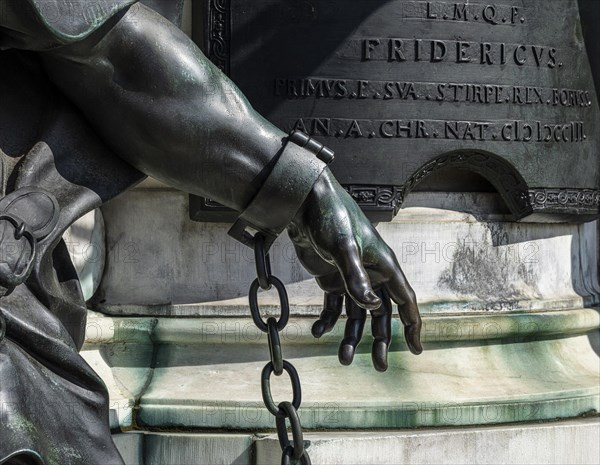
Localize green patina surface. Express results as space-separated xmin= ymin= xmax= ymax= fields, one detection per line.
xmin=83 ymin=308 xmax=599 ymax=430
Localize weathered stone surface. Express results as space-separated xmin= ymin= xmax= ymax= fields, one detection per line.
xmin=88 ymin=186 xmax=599 ymax=457
xmin=63 ymin=209 xmax=106 ymax=301
xmin=83 ymin=191 xmax=599 ymax=432
xmin=254 ymin=418 xmax=600 ymax=465
xmin=112 ymin=432 xmax=253 ymax=465
xmin=82 ymin=306 xmax=599 ymax=431
xmin=94 ymin=188 xmax=310 ymax=307
xmin=110 ymin=419 xmax=599 ymax=465
xmin=81 ymin=313 xmax=155 ymax=429
xmin=95 ymin=190 xmax=599 ymax=313
xmin=112 ymin=433 xmax=143 ymax=465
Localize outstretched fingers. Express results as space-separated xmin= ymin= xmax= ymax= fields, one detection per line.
xmin=338 ymin=296 xmax=366 ymax=366
xmin=370 ymin=288 xmax=393 ymax=372
xmin=383 ymin=255 xmax=423 ymax=355
xmin=312 ymin=292 xmax=344 ymax=338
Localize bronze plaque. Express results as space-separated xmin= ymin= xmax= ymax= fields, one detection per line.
xmin=191 ymin=0 xmax=600 ymax=221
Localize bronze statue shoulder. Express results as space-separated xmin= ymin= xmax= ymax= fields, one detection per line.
xmin=26 ymin=0 xmax=137 ymax=44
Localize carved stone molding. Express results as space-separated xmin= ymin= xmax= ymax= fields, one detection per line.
xmin=189 ymin=185 xmax=404 ymax=223
xmin=529 ymin=188 xmax=600 ymax=213
xmin=206 ymin=0 xmax=231 ymax=74
xmin=345 ymin=185 xmax=404 ymax=216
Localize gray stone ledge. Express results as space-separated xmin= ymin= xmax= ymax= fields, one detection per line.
xmin=254 ymin=417 xmax=600 ymax=465
xmin=112 ymin=418 xmax=599 ymax=465
xmin=83 ymin=307 xmax=600 ymax=347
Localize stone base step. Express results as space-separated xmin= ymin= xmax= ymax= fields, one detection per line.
xmin=113 ymin=417 xmax=599 ymax=465
xmin=84 ymin=309 xmax=599 ymax=431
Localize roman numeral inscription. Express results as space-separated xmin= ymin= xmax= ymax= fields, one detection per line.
xmin=290 ymin=119 xmax=587 ymax=144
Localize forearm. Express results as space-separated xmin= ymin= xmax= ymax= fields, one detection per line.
xmin=41 ymin=3 xmax=285 ymax=211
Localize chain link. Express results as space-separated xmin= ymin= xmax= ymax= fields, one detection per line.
xmin=267 ymin=317 xmax=284 ymax=375
xmin=261 ymin=361 xmax=302 ymax=416
xmin=249 ymin=276 xmax=290 ymax=332
xmin=276 ymin=401 xmax=305 ymax=460
xmin=254 ymin=233 xmax=273 ymax=290
xmin=249 ymin=233 xmax=311 ymax=464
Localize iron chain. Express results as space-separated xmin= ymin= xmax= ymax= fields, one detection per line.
xmin=267 ymin=317 xmax=284 ymax=375
xmin=261 ymin=361 xmax=301 ymax=416
xmin=249 ymin=276 xmax=289 ymax=332
xmin=254 ymin=233 xmax=273 ymax=290
xmin=249 ymin=233 xmax=311 ymax=465
xmin=276 ymin=401 xmax=305 ymax=460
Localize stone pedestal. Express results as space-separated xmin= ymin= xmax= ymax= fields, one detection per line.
xmin=111 ymin=418 xmax=600 ymax=465
xmin=75 ymin=186 xmax=599 ymax=463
